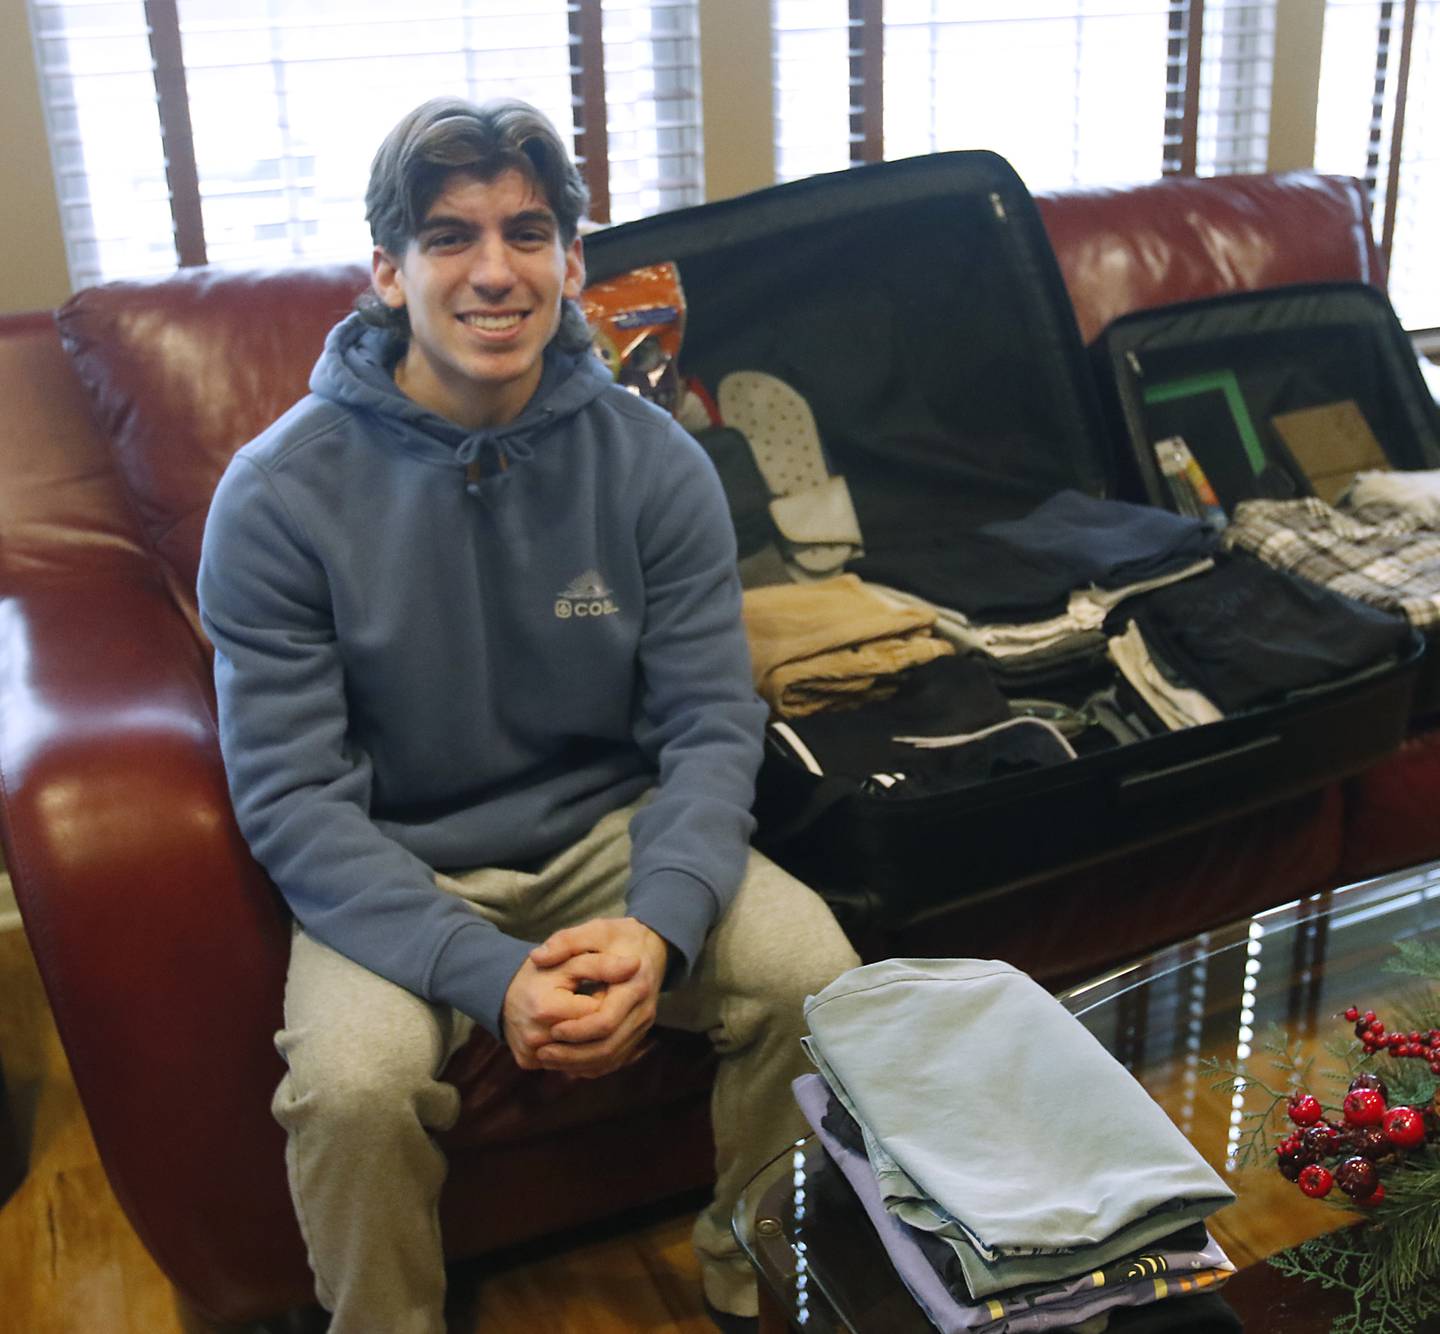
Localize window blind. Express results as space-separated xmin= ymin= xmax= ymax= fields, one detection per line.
xmin=1192 ymin=0 xmax=1274 ymax=175
xmin=1317 ymin=0 xmax=1439 ymax=330
xmin=772 ymin=0 xmax=1275 ymax=191
xmin=27 ymin=0 xmax=703 ymax=288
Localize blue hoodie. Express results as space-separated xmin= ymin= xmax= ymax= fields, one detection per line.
xmin=198 ymin=314 xmax=767 ymax=1036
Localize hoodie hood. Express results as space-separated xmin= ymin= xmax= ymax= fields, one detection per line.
xmin=309 ymin=312 xmax=612 ymax=481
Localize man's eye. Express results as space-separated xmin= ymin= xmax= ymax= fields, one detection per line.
xmin=513 ymin=228 xmax=552 ymax=246
xmin=426 ymin=231 xmax=466 ymax=251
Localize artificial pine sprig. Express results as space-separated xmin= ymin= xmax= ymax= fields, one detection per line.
xmin=1384 ymin=936 xmax=1440 ymax=982
xmin=1201 ymin=1027 xmax=1313 ymax=1169
xmin=1205 ymin=967 xmax=1440 ymax=1334
xmin=1270 ymin=1226 xmax=1440 ymax=1334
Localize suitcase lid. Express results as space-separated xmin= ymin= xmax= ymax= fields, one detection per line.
xmin=583 ymin=151 xmax=1112 ymax=541
xmin=1092 ymin=280 xmax=1440 ymax=513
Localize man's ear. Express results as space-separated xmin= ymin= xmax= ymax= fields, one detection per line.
xmin=562 ymin=235 xmax=585 ymax=302
xmin=372 ymin=246 xmax=408 ymax=310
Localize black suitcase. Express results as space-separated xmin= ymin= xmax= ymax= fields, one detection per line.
xmin=582 ymin=156 xmax=1421 ymax=930
xmin=1094 ymin=280 xmax=1440 ymax=718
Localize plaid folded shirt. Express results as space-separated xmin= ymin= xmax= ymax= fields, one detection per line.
xmin=1223 ymin=497 xmax=1440 ymax=631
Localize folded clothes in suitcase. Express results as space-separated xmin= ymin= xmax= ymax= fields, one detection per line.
xmin=1095 ymin=280 xmax=1440 ymax=719
xmin=582 ymin=157 xmax=1421 ymax=929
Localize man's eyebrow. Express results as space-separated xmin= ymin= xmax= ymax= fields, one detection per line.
xmin=415 ymin=208 xmax=557 ymax=235
xmin=507 ymin=209 xmax=558 ymax=229
xmin=416 ymin=214 xmax=474 ymax=236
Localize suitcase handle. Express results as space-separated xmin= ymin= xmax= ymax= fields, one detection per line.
xmin=1118 ymin=733 xmax=1282 ymax=806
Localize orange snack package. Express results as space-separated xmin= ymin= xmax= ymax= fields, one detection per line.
xmin=580 ymin=262 xmax=686 ymax=415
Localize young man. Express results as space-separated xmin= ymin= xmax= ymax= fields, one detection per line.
xmin=197 ymin=96 xmax=858 ymax=1334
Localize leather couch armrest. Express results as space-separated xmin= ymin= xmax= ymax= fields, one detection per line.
xmin=0 ymin=574 xmax=310 ymax=1320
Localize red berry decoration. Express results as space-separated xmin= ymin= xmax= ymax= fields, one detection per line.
xmin=1358 ymin=1127 xmax=1391 ymax=1160
xmin=1343 ymin=1087 xmax=1388 ymax=1127
xmin=1276 ymin=1146 xmax=1307 ymax=1182
xmin=1345 ymin=1006 xmax=1360 ymax=1022
xmin=1288 ymin=1092 xmax=1324 ymax=1126
xmin=1383 ymin=1105 xmax=1427 ymax=1150
xmin=1300 ymin=1123 xmax=1341 ymax=1157
xmin=1298 ymin=1164 xmax=1334 ymax=1199
xmin=1335 ymin=1156 xmax=1380 ymax=1200
xmin=1350 ymin=1072 xmax=1389 ymax=1100
xmin=1357 ymin=1182 xmax=1387 ymax=1208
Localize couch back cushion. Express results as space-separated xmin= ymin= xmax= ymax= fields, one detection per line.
xmin=56 ymin=265 xmax=369 ymax=627
xmin=1037 ymin=171 xmax=1385 ymax=344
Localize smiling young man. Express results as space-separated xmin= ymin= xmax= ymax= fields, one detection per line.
xmin=197 ymin=97 xmax=858 ymax=1334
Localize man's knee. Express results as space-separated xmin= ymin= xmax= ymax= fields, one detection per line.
xmin=731 ymin=854 xmax=860 ymax=1014
xmin=273 ymin=1032 xmax=459 ymax=1137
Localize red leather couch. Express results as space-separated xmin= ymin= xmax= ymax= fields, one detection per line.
xmin=0 ymin=169 xmax=1433 ymax=1327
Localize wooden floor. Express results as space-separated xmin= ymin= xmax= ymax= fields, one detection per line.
xmin=0 ymin=927 xmax=721 ymax=1334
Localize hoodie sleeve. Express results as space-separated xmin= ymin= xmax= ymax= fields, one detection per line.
xmin=623 ymin=419 xmax=770 ymax=975
xmin=198 ymin=452 xmax=531 ymax=1035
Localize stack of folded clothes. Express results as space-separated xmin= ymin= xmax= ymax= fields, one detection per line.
xmin=1222 ymin=492 xmax=1440 ymax=632
xmin=742 ymin=573 xmax=953 ymax=717
xmin=798 ymin=959 xmax=1239 ymax=1333
xmin=853 ymin=490 xmax=1217 ymax=691
xmin=764 ymin=654 xmax=1078 ymax=798
xmin=1106 ymin=552 xmax=1415 ymax=729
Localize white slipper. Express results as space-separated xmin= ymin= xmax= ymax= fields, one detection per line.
xmin=717 ymin=371 xmax=830 ymax=498
xmin=768 ymin=475 xmax=863 ymax=547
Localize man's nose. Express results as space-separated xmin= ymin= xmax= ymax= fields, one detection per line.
xmin=468 ymin=238 xmax=516 ymax=294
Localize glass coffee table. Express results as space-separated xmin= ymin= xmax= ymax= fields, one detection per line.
xmin=736 ymin=860 xmax=1440 ymax=1332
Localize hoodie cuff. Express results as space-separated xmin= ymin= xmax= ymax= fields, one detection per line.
xmin=427 ymin=920 xmax=535 ymax=1040
xmin=626 ymin=868 xmax=722 ymax=985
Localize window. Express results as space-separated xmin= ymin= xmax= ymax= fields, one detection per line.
xmin=772 ymin=0 xmax=1276 ymax=191
xmin=27 ymin=0 xmax=703 ymax=289
xmin=1316 ymin=0 xmax=1439 ymax=331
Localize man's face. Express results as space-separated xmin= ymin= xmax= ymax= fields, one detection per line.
xmin=372 ymin=168 xmax=585 ymax=430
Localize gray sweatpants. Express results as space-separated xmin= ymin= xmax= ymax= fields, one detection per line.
xmin=271 ymin=798 xmax=859 ymax=1333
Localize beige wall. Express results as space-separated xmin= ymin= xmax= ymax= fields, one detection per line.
xmin=4 ymin=7 xmax=1334 ymax=317
xmin=1269 ymin=0 xmax=1327 ymax=173
xmin=3 ymin=5 xmax=72 ymax=315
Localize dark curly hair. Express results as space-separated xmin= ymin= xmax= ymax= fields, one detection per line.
xmin=356 ymin=96 xmax=592 ymax=352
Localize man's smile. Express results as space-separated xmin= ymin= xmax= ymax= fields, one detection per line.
xmin=458 ymin=311 xmax=526 ymax=333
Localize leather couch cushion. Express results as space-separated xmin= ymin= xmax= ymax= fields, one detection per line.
xmin=56 ymin=265 xmax=369 ymax=628
xmin=1037 ymin=172 xmax=1384 ymax=344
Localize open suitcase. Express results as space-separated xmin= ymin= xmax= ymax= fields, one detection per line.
xmin=582 ymin=155 xmax=1422 ymax=931
xmin=1094 ymin=281 xmax=1440 ymax=719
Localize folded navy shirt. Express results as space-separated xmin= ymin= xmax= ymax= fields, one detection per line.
xmin=851 ymin=490 xmax=1218 ymax=622
xmin=978 ymin=490 xmax=1218 ymax=592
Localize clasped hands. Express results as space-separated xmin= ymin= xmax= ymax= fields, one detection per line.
xmin=501 ymin=916 xmax=671 ymax=1079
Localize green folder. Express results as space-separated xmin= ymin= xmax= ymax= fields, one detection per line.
xmin=1142 ymin=369 xmax=1268 ymax=478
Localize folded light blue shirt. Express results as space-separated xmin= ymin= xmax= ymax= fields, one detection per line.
xmin=795 ymin=1074 xmax=1234 ymax=1333
xmin=803 ymin=958 xmax=1234 ymax=1283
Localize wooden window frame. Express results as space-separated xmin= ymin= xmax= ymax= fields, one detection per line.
xmin=145 ymin=0 xmax=621 ymax=264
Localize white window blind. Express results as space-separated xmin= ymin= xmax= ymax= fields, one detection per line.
xmin=28 ymin=2 xmax=176 ymax=285
xmin=1193 ymin=1 xmax=1273 ymax=175
xmin=603 ymin=0 xmax=704 ymax=218
xmin=27 ymin=0 xmax=703 ymax=289
xmin=772 ymin=0 xmax=1275 ymax=191
xmin=1316 ymin=0 xmax=1440 ymax=331
xmin=773 ymin=0 xmax=854 ymax=181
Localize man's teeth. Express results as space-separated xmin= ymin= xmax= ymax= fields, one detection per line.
xmin=461 ymin=312 xmax=523 ymax=330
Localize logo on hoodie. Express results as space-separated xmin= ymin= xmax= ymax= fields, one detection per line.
xmin=555 ymin=570 xmax=619 ymax=619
